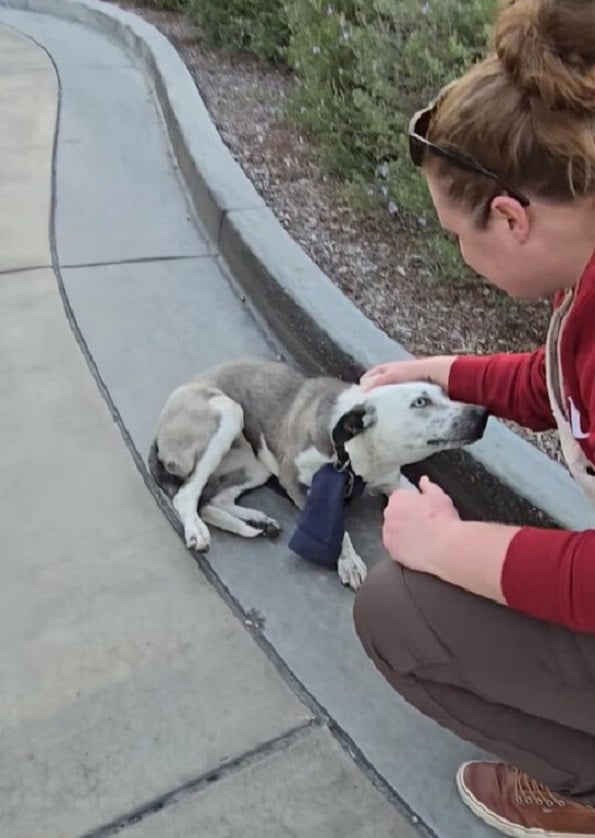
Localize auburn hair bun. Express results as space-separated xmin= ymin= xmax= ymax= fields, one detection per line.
xmin=494 ymin=0 xmax=595 ymax=114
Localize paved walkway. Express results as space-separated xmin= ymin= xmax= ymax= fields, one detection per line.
xmin=0 ymin=8 xmax=492 ymax=837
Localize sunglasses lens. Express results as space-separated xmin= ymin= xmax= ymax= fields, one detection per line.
xmin=408 ymin=91 xmax=530 ymax=207
xmin=408 ymin=134 xmax=425 ymax=167
xmin=408 ymin=106 xmax=432 ymax=167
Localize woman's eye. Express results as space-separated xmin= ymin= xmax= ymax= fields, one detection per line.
xmin=411 ymin=396 xmax=431 ymax=409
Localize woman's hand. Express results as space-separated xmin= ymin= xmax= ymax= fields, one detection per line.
xmin=360 ymin=356 xmax=457 ymax=393
xmin=382 ymin=476 xmax=460 ymax=574
xmin=383 ymin=476 xmax=514 ymax=604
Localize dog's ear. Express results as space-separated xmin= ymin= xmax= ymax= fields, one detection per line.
xmin=333 ymin=403 xmax=376 ymax=448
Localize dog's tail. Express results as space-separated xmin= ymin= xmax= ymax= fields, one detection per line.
xmin=147 ymin=439 xmax=184 ymax=498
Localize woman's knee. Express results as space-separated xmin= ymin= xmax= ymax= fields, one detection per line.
xmin=353 ymin=559 xmax=402 ymax=655
xmin=353 ymin=560 xmax=450 ymax=677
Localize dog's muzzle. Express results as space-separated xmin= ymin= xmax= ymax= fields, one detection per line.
xmin=427 ymin=405 xmax=489 ymax=446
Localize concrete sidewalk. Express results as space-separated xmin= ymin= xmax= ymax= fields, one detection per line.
xmin=0 ymin=8 xmax=492 ymax=837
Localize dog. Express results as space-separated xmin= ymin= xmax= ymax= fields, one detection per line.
xmin=148 ymin=359 xmax=488 ymax=590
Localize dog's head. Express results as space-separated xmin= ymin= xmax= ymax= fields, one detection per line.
xmin=331 ymin=382 xmax=488 ymax=488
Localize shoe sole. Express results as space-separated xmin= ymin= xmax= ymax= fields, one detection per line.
xmin=455 ymin=762 xmax=595 ymax=838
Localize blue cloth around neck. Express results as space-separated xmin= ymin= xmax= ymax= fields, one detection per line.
xmin=287 ymin=463 xmax=365 ymax=569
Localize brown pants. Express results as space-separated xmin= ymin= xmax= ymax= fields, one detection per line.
xmin=353 ymin=560 xmax=595 ymax=802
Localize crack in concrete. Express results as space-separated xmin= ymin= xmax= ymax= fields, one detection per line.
xmin=79 ymin=720 xmax=321 ymax=838
xmin=61 ymin=253 xmax=217 ymax=270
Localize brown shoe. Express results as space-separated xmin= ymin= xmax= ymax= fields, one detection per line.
xmin=456 ymin=762 xmax=595 ymax=837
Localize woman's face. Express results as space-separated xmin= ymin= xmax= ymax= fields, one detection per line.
xmin=426 ymin=170 xmax=566 ymax=300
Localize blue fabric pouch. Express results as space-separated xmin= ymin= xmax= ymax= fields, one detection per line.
xmin=287 ymin=463 xmax=365 ymax=569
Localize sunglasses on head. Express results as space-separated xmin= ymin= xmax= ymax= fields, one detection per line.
xmin=408 ymin=97 xmax=531 ymax=208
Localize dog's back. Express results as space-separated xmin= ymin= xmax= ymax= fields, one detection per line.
xmin=195 ymin=360 xmax=307 ymax=452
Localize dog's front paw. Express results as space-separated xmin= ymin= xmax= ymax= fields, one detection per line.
xmin=184 ymin=515 xmax=211 ymax=552
xmin=337 ymin=552 xmax=367 ymax=591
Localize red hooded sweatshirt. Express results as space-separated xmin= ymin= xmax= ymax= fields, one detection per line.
xmin=448 ymin=253 xmax=595 ymax=633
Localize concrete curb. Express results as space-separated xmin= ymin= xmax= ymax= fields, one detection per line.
xmin=5 ymin=0 xmax=595 ymax=531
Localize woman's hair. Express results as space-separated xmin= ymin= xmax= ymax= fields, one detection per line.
xmin=426 ymin=0 xmax=595 ymax=219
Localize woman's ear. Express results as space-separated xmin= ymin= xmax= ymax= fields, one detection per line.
xmin=490 ymin=195 xmax=531 ymax=243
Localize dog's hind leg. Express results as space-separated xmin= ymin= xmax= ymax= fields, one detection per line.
xmin=211 ymin=498 xmax=281 ymax=538
xmin=200 ymin=505 xmax=265 ymax=538
xmin=173 ymin=395 xmax=243 ymax=552
xmin=206 ymin=450 xmax=281 ymax=538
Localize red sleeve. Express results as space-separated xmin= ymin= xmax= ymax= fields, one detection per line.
xmin=502 ymin=527 xmax=595 ymax=632
xmin=448 ymin=349 xmax=555 ymax=431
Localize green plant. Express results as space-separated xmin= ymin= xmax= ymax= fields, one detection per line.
xmin=285 ymin=0 xmax=498 ymax=278
xmin=187 ymin=0 xmax=290 ymax=63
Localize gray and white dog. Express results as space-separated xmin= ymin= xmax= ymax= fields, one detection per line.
xmin=148 ymin=358 xmax=487 ymax=590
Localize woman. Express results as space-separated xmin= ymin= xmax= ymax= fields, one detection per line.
xmin=353 ymin=1 xmax=595 ymax=836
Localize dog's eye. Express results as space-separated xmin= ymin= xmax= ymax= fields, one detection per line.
xmin=411 ymin=396 xmax=431 ymax=409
